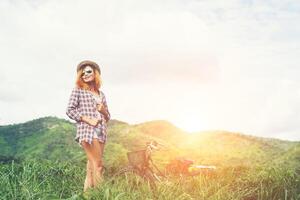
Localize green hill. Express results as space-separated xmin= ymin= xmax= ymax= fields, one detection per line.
xmin=0 ymin=116 xmax=299 ymax=168
xmin=0 ymin=116 xmax=299 ymax=199
xmin=0 ymin=117 xmax=79 ymax=161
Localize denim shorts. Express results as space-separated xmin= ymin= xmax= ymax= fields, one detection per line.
xmin=93 ymin=126 xmax=107 ymax=144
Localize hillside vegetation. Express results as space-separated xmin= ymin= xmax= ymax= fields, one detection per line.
xmin=0 ymin=116 xmax=299 ymax=199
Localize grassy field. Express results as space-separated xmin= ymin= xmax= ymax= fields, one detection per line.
xmin=0 ymin=157 xmax=299 ymax=200
xmin=0 ymin=117 xmax=299 ymax=199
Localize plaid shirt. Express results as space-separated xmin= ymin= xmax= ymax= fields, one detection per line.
xmin=66 ymin=87 xmax=111 ymax=146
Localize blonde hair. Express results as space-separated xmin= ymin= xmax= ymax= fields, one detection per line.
xmin=76 ymin=68 xmax=102 ymax=93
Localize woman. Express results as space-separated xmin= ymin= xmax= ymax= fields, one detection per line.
xmin=66 ymin=60 xmax=111 ymax=192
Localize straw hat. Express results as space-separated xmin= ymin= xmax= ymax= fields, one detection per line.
xmin=77 ymin=60 xmax=101 ymax=74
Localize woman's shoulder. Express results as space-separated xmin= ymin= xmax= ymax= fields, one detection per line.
xmin=73 ymin=87 xmax=85 ymax=92
xmin=71 ymin=87 xmax=78 ymax=93
xmin=71 ymin=87 xmax=87 ymax=96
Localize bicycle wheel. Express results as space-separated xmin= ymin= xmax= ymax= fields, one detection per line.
xmin=144 ymin=167 xmax=166 ymax=191
xmin=113 ymin=166 xmax=145 ymax=186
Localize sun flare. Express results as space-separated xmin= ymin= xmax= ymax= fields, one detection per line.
xmin=172 ymin=115 xmax=207 ymax=133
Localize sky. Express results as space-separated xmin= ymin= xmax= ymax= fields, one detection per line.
xmin=0 ymin=0 xmax=299 ymax=141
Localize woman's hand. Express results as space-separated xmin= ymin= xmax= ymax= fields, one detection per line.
xmin=88 ymin=118 xmax=100 ymax=126
xmin=81 ymin=116 xmax=100 ymax=127
xmin=97 ymin=103 xmax=109 ymax=122
xmin=97 ymin=104 xmax=103 ymax=112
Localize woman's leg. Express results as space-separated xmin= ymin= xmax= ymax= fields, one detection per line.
xmin=83 ymin=160 xmax=94 ymax=192
xmin=82 ymin=141 xmax=95 ymax=192
xmin=90 ymin=138 xmax=105 ymax=186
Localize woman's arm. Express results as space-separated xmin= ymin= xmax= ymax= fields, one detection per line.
xmin=66 ymin=88 xmax=82 ymax=122
xmin=81 ymin=116 xmax=100 ymax=126
xmin=100 ymin=92 xmax=111 ymax=122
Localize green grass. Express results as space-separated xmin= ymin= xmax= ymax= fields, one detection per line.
xmin=0 ymin=159 xmax=85 ymax=200
xmin=0 ymin=117 xmax=299 ymax=199
xmin=0 ymin=158 xmax=299 ymax=200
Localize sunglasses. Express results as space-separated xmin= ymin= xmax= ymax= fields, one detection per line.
xmin=81 ymin=69 xmax=93 ymax=77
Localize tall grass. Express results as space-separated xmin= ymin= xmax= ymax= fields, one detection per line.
xmin=0 ymin=159 xmax=85 ymax=200
xmin=0 ymin=159 xmax=299 ymax=200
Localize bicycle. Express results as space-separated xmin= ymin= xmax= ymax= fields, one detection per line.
xmin=112 ymin=141 xmax=165 ymax=189
xmin=113 ymin=140 xmax=217 ymax=188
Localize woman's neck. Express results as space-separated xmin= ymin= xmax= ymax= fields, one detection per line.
xmin=87 ymin=83 xmax=98 ymax=94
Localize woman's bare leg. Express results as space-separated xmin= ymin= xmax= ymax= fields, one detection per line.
xmin=83 ymin=160 xmax=94 ymax=192
xmin=90 ymin=139 xmax=104 ymax=187
xmin=82 ymin=141 xmax=95 ymax=192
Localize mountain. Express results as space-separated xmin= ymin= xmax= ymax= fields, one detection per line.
xmin=0 ymin=116 xmax=299 ymax=170
xmin=0 ymin=117 xmax=79 ymax=161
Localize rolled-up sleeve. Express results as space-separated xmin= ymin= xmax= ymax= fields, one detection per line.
xmin=66 ymin=88 xmax=82 ymax=122
xmin=101 ymin=92 xmax=111 ymax=122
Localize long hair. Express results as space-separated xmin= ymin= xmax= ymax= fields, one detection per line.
xmin=76 ymin=68 xmax=102 ymax=93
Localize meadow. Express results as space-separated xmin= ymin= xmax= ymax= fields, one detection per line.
xmin=1 ymin=157 xmax=299 ymax=200
xmin=0 ymin=117 xmax=299 ymax=200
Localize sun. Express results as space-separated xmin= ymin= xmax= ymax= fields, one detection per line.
xmin=172 ymin=115 xmax=207 ymax=133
